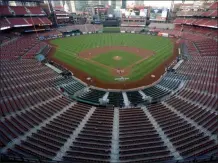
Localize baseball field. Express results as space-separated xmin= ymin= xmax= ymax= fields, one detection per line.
xmin=48 ymin=33 xmax=176 ymax=88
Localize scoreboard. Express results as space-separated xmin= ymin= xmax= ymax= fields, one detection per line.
xmin=122 ymin=8 xmax=148 ymax=18
xmin=94 ymin=7 xmax=108 ymax=21
xmin=150 ymin=8 xmax=168 ymax=21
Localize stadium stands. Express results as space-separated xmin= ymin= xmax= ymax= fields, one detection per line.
xmin=26 ymin=6 xmax=46 ymax=15
xmin=54 ymin=10 xmax=69 ymax=25
xmin=0 ymin=6 xmax=51 ymax=31
xmin=119 ymin=108 xmax=174 ymax=162
xmin=173 ymin=18 xmax=218 ymax=28
xmin=107 ymin=92 xmax=124 ymax=107
xmin=147 ymin=103 xmax=217 ymax=157
xmin=120 ymin=17 xmax=146 ymax=33
xmin=25 ymin=17 xmax=43 ymax=25
xmin=0 ymin=6 xmax=12 ymax=15
xmin=0 ymin=36 xmax=47 ymax=59
xmin=58 ymin=24 xmax=103 ymax=33
xmin=7 ymin=18 xmax=31 ymax=27
xmin=208 ymin=1 xmax=218 ymax=10
xmin=161 ymin=1 xmax=216 ymax=41
xmin=63 ymin=107 xmax=113 ymax=162
xmin=120 ymin=26 xmax=144 ymax=33
xmin=10 ymin=6 xmax=28 ymax=15
xmin=78 ymin=89 xmax=106 ymax=104
xmin=0 ymin=18 xmax=11 ymax=30
xmin=49 ymin=71 xmax=185 ymax=107
xmin=0 ymin=6 xmax=46 ymax=16
xmin=0 ymin=35 xmax=11 ymax=44
xmin=126 ymin=91 xmax=145 ymax=106
xmin=171 ymin=1 xmax=217 ymax=41
xmin=121 ymin=18 xmax=146 ymax=27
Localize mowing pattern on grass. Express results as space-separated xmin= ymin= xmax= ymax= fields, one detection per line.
xmin=92 ymin=50 xmax=142 ymax=68
xmin=50 ymin=33 xmax=173 ymax=82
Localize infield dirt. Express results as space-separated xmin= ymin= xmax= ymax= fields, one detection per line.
xmin=113 ymin=56 xmax=122 ymax=60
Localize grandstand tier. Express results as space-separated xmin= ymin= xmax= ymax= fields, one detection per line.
xmin=0 ymin=5 xmax=51 ymax=31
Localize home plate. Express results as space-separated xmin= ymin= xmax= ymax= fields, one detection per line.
xmin=151 ymin=75 xmax=155 ymax=78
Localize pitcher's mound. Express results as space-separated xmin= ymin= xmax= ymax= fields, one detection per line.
xmin=113 ymin=56 xmax=122 ymax=61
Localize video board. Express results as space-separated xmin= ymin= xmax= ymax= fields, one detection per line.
xmin=139 ymin=9 xmax=147 ymax=17
xmin=150 ymin=8 xmax=168 ymax=21
xmin=94 ymin=7 xmax=108 ymax=15
xmin=122 ymin=8 xmax=148 ymax=17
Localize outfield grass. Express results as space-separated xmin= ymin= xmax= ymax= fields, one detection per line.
xmin=51 ymin=33 xmax=173 ymax=82
xmin=92 ymin=50 xmax=142 ymax=68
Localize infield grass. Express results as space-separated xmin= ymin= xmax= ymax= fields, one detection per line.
xmin=92 ymin=50 xmax=142 ymax=68
xmin=51 ymin=33 xmax=173 ymax=82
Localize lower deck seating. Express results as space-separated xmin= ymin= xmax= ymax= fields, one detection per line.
xmin=166 ymin=96 xmax=217 ymax=135
xmin=0 ymin=35 xmax=10 ymax=44
xmin=0 ymin=36 xmax=39 ymax=59
xmin=0 ymin=59 xmax=60 ymax=117
xmin=63 ymin=107 xmax=113 ymax=162
xmin=48 ymin=60 xmax=185 ymax=106
xmin=164 ymin=73 xmax=190 ymax=81
xmin=126 ymin=91 xmax=144 ymax=106
xmin=147 ymin=104 xmax=218 ymax=158
xmin=107 ymin=92 xmax=124 ymax=107
xmin=177 ymin=88 xmax=217 ymax=109
xmin=157 ymin=78 xmax=181 ymax=90
xmin=63 ymin=82 xmax=86 ymax=95
xmin=78 ymin=89 xmax=106 ymax=104
xmin=119 ymin=108 xmax=173 ymax=162
xmin=1 ymin=96 xmax=72 ymax=151
xmin=142 ymin=86 xmax=170 ymax=101
xmin=23 ymin=42 xmax=48 ymax=59
xmin=53 ymin=77 xmax=77 ymax=87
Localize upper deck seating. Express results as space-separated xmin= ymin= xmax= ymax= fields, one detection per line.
xmin=10 ymin=6 xmax=28 ymax=15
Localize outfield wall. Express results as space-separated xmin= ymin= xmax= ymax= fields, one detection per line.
xmin=103 ymin=27 xmax=121 ymax=33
